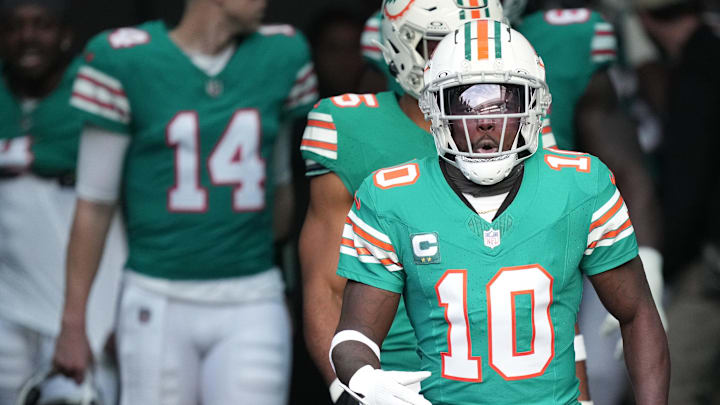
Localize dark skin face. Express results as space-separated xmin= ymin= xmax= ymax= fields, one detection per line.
xmin=447 ymin=85 xmax=523 ymax=154
xmin=450 ymin=117 xmax=521 ymax=154
xmin=1 ymin=4 xmax=69 ymax=81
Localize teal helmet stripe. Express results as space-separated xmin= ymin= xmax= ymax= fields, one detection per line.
xmin=495 ymin=20 xmax=502 ymax=58
xmin=465 ymin=20 xmax=473 ymax=60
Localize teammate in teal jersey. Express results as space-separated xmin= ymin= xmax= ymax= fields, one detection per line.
xmin=330 ymin=19 xmax=668 ymax=405
xmin=51 ymin=0 xmax=317 ymax=403
xmin=505 ymin=2 xmax=667 ymax=403
xmin=300 ymin=1 xmax=506 ymax=403
xmin=358 ymin=10 xmax=404 ymax=95
xmin=0 ymin=1 xmax=125 ymax=404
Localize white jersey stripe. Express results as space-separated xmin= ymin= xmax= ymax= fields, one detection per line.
xmin=74 ymin=77 xmax=130 ymax=113
xmin=289 ymin=71 xmax=318 ymax=99
xmin=591 ymin=36 xmax=617 ymax=51
xmin=302 ymin=126 xmax=337 ymax=144
xmin=591 ymin=189 xmax=621 ymax=222
xmin=594 ymin=22 xmax=614 ymax=32
xmin=78 ymin=65 xmax=123 ymax=91
xmin=308 ymin=112 xmax=334 ymax=123
xmin=542 ymin=133 xmax=557 ymax=148
xmin=587 ymin=207 xmax=630 ymax=246
xmin=353 ymin=235 xmax=401 ymax=266
xmin=299 ymin=145 xmax=337 ymax=160
xmin=71 ymin=97 xmax=129 ymax=124
xmin=294 ymin=62 xmax=315 ymax=83
xmin=585 ymin=226 xmax=634 ymax=255
xmin=340 ymin=245 xmax=358 ymax=257
xmin=347 ymin=211 xmax=392 ymax=244
xmin=342 ymin=223 xmax=354 ymax=240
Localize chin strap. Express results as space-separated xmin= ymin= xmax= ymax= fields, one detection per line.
xmin=442 ymin=158 xmax=523 ymax=197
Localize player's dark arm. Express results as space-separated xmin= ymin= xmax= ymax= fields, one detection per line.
xmin=332 ymin=280 xmax=400 ymax=384
xmin=589 ymin=257 xmax=669 ymax=405
xmin=575 ymin=70 xmax=662 ymax=249
xmin=299 ymin=173 xmax=355 ymax=384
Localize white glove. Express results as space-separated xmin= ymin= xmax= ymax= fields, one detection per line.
xmin=601 ymin=247 xmax=667 ymax=358
xmin=346 ymin=365 xmax=432 ymax=405
xmin=330 ymin=378 xmax=345 ymax=403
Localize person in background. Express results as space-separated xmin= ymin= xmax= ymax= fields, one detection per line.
xmin=307 ymin=8 xmax=365 ymax=99
xmin=635 ymin=0 xmax=720 ymax=403
xmin=51 ymin=0 xmax=317 ymax=403
xmin=0 ymin=0 xmax=125 ymax=403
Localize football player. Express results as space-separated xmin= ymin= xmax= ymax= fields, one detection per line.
xmin=0 ymin=1 xmax=124 ymax=404
xmin=301 ymin=1 xmax=589 ymax=404
xmin=50 ymin=0 xmax=317 ymax=403
xmin=504 ymin=1 xmax=666 ymax=402
xmin=330 ymin=19 xmax=669 ymax=405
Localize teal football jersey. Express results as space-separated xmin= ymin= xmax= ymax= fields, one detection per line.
xmin=516 ymin=9 xmax=617 ymax=150
xmin=338 ymin=150 xmax=638 ymax=405
xmin=71 ymin=21 xmax=317 ymax=280
xmin=300 ymin=91 xmax=435 ymax=371
xmin=0 ymin=59 xmax=82 ymax=176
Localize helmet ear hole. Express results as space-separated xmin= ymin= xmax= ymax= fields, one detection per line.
xmin=388 ymin=62 xmax=399 ymax=77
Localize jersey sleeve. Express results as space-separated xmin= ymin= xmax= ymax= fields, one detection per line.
xmin=70 ymin=32 xmax=132 ymax=134
xmin=277 ymin=28 xmax=319 ymax=119
xmin=300 ymin=98 xmax=339 ymax=176
xmin=580 ymin=161 xmax=638 ymax=275
xmin=337 ymin=182 xmax=405 ymax=293
xmin=589 ymin=15 xmax=617 ymax=73
xmin=361 ymin=11 xmax=384 ymax=70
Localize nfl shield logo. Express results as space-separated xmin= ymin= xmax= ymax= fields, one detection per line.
xmin=483 ymin=228 xmax=501 ymax=249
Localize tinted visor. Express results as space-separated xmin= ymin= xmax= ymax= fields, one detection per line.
xmin=444 ymin=84 xmax=525 ymax=116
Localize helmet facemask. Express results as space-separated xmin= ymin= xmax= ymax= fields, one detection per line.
xmin=423 ymin=71 xmax=546 ymax=185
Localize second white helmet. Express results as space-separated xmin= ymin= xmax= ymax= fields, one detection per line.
xmin=378 ymin=0 xmax=504 ymax=98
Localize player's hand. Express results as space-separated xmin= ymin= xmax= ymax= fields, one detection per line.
xmin=347 ymin=365 xmax=432 ymax=405
xmin=52 ymin=325 xmax=93 ymax=384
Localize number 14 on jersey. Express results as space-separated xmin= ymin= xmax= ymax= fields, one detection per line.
xmin=166 ymin=109 xmax=265 ymax=213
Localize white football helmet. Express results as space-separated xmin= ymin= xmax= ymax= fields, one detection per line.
xmin=378 ymin=0 xmax=505 ymax=98
xmin=15 ymin=370 xmax=102 ymax=405
xmin=420 ymin=19 xmax=551 ymax=185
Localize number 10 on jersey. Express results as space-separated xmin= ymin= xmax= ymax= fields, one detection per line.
xmin=436 ymin=265 xmax=554 ymax=382
xmin=166 ymin=109 xmax=265 ymax=212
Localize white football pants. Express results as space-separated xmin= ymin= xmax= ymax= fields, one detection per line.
xmin=116 ymin=280 xmax=292 ymax=405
